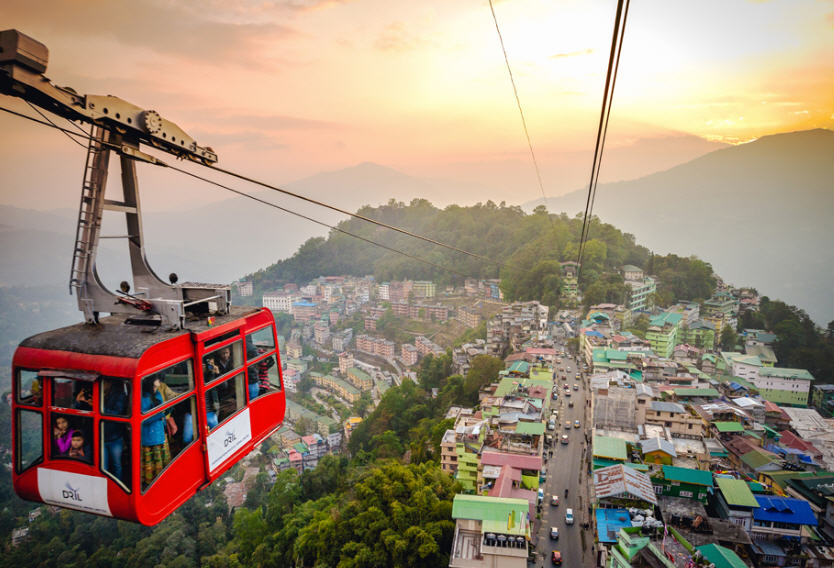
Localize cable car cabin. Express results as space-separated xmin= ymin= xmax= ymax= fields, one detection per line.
xmin=11 ymin=306 xmax=285 ymax=525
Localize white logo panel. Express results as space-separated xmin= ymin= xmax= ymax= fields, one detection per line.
xmin=207 ymin=407 xmax=252 ymax=472
xmin=37 ymin=468 xmax=112 ymax=516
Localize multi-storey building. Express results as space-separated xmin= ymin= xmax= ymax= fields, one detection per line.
xmin=338 ymin=351 xmax=354 ymax=375
xmin=292 ymin=300 xmax=318 ymax=322
xmin=262 ymin=291 xmax=299 ymax=312
xmin=346 ymin=367 xmax=373 ymax=391
xmin=412 ymin=280 xmax=436 ymax=298
xmin=645 ymin=401 xmax=705 ymax=438
xmin=457 ymin=307 xmax=481 ymax=329
xmin=646 ymin=312 xmax=682 ymax=359
xmin=311 ymin=372 xmax=360 ymax=403
xmin=751 ymin=367 xmax=814 ymax=407
xmin=401 ymin=344 xmax=419 ymax=366
xmin=624 ymin=274 xmax=656 ymax=313
xmin=313 ymin=320 xmax=330 ymax=346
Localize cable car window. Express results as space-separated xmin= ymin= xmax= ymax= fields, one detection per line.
xmin=206 ymin=373 xmax=245 ymax=431
xmin=247 ymin=326 xmax=275 ymax=352
xmin=101 ymin=420 xmax=131 ymax=491
xmin=204 ymin=330 xmax=238 ymax=348
xmin=140 ymin=396 xmax=196 ymax=491
xmin=51 ymin=412 xmax=93 ymax=463
xmin=16 ymin=409 xmax=43 ymax=473
xmin=16 ymin=369 xmax=42 ymax=406
xmin=52 ymin=377 xmax=94 ymax=411
xmin=101 ymin=377 xmax=131 ymax=417
xmin=143 ymin=360 xmax=194 ymax=407
xmin=247 ymin=354 xmax=281 ymax=401
xmin=203 ymin=341 xmax=242 ymax=383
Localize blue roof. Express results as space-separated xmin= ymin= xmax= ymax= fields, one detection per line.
xmin=753 ymin=496 xmax=817 ymax=526
xmin=293 ymin=300 xmax=317 ymax=307
xmin=728 ymin=381 xmax=747 ymax=392
xmin=585 ymin=330 xmax=605 ymax=338
xmin=595 ymin=508 xmax=632 ymax=543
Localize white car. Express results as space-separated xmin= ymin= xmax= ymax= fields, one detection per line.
xmin=565 ymin=508 xmax=574 ymax=525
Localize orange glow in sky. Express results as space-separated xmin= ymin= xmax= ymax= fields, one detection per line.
xmin=1 ymin=0 xmax=832 ymax=209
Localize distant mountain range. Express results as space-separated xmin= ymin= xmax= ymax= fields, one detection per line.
xmin=524 ymin=128 xmax=834 ymax=325
xmin=1 ymin=129 xmax=830 ymax=324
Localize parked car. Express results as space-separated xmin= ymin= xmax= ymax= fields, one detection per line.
xmin=547 ymin=420 xmax=555 ymax=431
xmin=565 ymin=509 xmax=574 ymax=525
xmin=550 ymin=527 xmax=559 ymax=540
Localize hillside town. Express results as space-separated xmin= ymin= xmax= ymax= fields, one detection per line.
xmin=226 ymin=261 xmax=834 ymax=568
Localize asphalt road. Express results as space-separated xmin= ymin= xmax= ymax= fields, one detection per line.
xmin=533 ymin=350 xmax=593 ymax=568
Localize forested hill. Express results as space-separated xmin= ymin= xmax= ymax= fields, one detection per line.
xmin=246 ymin=200 xmax=657 ymax=304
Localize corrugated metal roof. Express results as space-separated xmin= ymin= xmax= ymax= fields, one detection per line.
xmin=452 ymin=494 xmax=530 ymax=534
xmin=515 ymin=421 xmax=546 ymax=436
xmin=753 ymin=496 xmax=818 ymax=526
xmin=696 ymin=544 xmax=749 ymax=568
xmin=593 ymin=435 xmax=628 ymax=461
xmin=650 ymin=401 xmax=685 ymax=414
xmin=641 ymin=438 xmax=677 ymax=457
xmin=661 ymin=465 xmax=713 ymax=487
xmin=593 ymin=464 xmax=657 ymax=505
xmin=713 ymin=421 xmax=745 ymax=433
xmin=716 ymin=477 xmax=760 ymax=508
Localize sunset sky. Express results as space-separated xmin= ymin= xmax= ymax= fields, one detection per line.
xmin=1 ymin=0 xmax=832 ymax=210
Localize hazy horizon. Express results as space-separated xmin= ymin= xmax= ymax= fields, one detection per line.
xmin=1 ymin=0 xmax=833 ymax=212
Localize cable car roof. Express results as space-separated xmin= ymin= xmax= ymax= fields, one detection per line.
xmin=20 ymin=306 xmax=262 ymax=359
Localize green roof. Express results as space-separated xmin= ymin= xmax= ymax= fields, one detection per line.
xmin=494 ymin=377 xmax=517 ymax=397
xmin=661 ymin=465 xmax=713 ymax=487
xmin=508 ymin=360 xmax=530 ymax=374
xmin=713 ymin=421 xmax=745 ymax=433
xmin=673 ymin=387 xmax=720 ymax=398
xmin=649 ymin=312 xmax=683 ymax=327
xmin=696 ymin=544 xmax=749 ymax=568
xmin=515 ymin=422 xmax=546 ymax=436
xmin=747 ymin=481 xmax=767 ymax=493
xmin=593 ymin=435 xmax=628 ymax=461
xmin=740 ymin=449 xmax=778 ymax=470
xmin=451 ymin=495 xmax=530 ymax=536
xmin=716 ymin=477 xmax=760 ymax=508
xmin=348 ymin=367 xmax=371 ymax=382
xmin=759 ymin=367 xmax=815 ymax=381
xmin=293 ymin=442 xmax=308 ymax=453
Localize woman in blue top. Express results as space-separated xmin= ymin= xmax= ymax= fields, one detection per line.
xmin=140 ymin=376 xmax=170 ymax=487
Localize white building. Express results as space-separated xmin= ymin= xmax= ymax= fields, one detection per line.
xmin=262 ymin=291 xmax=299 ymax=313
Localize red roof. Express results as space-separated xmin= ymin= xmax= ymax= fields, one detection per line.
xmin=481 ymin=449 xmax=542 ymax=471
xmin=526 ymin=347 xmax=556 ymax=355
xmin=779 ymin=431 xmax=823 ymax=458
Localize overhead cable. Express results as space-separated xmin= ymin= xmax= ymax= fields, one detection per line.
xmin=488 ymin=0 xmax=551 ymax=216
xmin=0 ymin=104 xmax=475 ymax=279
xmin=577 ymin=0 xmax=630 ymax=281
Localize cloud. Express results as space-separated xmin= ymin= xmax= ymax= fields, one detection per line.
xmin=374 ymin=22 xmax=429 ymax=52
xmin=550 ymin=48 xmax=594 ymax=59
xmin=4 ymin=0 xmax=298 ymax=67
xmin=215 ymin=113 xmax=339 ymax=131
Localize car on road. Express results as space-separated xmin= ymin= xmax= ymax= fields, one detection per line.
xmin=574 ymin=420 xmax=581 ymax=428
xmin=545 ymin=434 xmax=553 ymax=446
xmin=573 ymin=384 xmax=579 ymax=390
xmin=564 ymin=421 xmax=572 ymax=430
xmin=565 ymin=508 xmax=574 ymax=525
xmin=550 ymin=527 xmax=559 ymax=540
xmin=564 ymin=390 xmax=571 ymax=397
xmin=568 ymin=400 xmax=574 ymax=408
xmin=551 ymin=495 xmax=559 ymax=506
xmin=560 ymin=434 xmax=569 ymax=444
xmin=547 ymin=420 xmax=555 ymax=431
xmin=551 ymin=550 xmax=562 ymax=565
xmin=552 ymin=392 xmax=558 ymax=400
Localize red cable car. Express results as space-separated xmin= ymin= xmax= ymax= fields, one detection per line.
xmin=2 ymin=29 xmax=286 ymax=525
xmin=12 ymin=306 xmax=285 ymax=525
